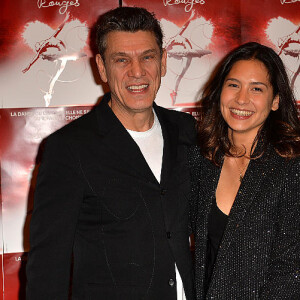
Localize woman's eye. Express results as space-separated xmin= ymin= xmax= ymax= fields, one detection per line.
xmin=228 ymin=83 xmax=238 ymax=88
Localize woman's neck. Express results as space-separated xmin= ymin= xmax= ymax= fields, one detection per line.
xmin=229 ymin=130 xmax=257 ymax=157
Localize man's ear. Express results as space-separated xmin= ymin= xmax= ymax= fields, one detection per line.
xmin=161 ymin=49 xmax=167 ymax=77
xmin=96 ymin=54 xmax=108 ymax=83
xmin=271 ymin=94 xmax=279 ymax=111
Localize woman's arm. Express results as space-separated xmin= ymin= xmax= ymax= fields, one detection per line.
xmin=260 ymin=159 xmax=300 ymax=299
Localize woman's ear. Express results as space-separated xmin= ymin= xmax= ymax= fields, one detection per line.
xmin=271 ymin=95 xmax=279 ymax=111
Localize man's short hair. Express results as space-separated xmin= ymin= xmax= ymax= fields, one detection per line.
xmin=96 ymin=6 xmax=164 ymax=61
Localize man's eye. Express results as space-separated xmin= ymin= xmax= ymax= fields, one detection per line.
xmin=116 ymin=58 xmax=127 ymax=63
xmin=253 ymin=87 xmax=263 ymax=92
xmin=143 ymin=55 xmax=153 ymax=60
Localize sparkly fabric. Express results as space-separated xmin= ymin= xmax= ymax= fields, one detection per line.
xmin=188 ymin=144 xmax=300 ymax=299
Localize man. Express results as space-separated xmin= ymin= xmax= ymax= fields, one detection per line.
xmin=26 ymin=7 xmax=196 ymax=300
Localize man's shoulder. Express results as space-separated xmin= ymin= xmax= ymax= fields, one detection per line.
xmin=47 ymin=106 xmax=99 ymax=144
xmin=49 ymin=94 xmax=111 ymax=139
xmin=155 ymin=105 xmax=197 ymax=145
xmin=156 ymin=105 xmax=195 ymax=122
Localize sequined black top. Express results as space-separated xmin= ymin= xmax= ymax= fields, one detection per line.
xmin=189 ymin=144 xmax=300 ymax=300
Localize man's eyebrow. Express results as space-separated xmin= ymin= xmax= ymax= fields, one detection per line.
xmin=111 ymin=52 xmax=128 ymax=58
xmin=110 ymin=49 xmax=159 ymax=58
xmin=142 ymin=49 xmax=159 ymax=55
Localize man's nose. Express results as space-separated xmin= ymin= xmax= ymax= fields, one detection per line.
xmin=128 ymin=59 xmax=145 ymax=78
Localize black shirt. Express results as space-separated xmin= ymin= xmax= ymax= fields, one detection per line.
xmin=205 ymin=198 xmax=228 ymax=293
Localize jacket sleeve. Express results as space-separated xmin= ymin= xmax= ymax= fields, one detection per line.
xmin=26 ymin=132 xmax=85 ymax=300
xmin=260 ymin=159 xmax=300 ymax=299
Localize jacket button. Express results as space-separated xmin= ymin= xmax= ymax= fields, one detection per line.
xmin=161 ymin=189 xmax=167 ymax=195
xmin=168 ymin=278 xmax=175 ymax=287
xmin=166 ymin=232 xmax=171 ymax=239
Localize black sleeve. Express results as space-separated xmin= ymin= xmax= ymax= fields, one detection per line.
xmin=260 ymin=159 xmax=300 ymax=299
xmin=26 ymin=132 xmax=85 ymax=300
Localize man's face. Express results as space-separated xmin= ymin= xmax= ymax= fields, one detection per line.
xmin=96 ymin=30 xmax=167 ymax=117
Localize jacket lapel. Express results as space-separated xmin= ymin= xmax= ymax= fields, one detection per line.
xmin=154 ymin=105 xmax=178 ymax=187
xmin=208 ymin=146 xmax=290 ymax=295
xmin=213 ymin=146 xmax=282 ymax=269
xmin=95 ymin=95 xmax=158 ymax=184
xmin=216 ymin=158 xmax=266 ymax=258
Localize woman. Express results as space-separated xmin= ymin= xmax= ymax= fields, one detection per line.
xmin=189 ymin=42 xmax=300 ymax=299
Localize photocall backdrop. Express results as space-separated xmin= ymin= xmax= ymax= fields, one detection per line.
xmin=0 ymin=0 xmax=299 ymax=298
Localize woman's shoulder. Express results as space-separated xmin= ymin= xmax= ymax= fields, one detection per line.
xmin=269 ymin=146 xmax=300 ymax=169
xmin=291 ymin=155 xmax=300 ymax=164
xmin=188 ymin=145 xmax=203 ymax=164
xmin=265 ymin=148 xmax=300 ymax=189
xmin=188 ymin=145 xmax=201 ymax=157
xmin=286 ymin=156 xmax=300 ymax=176
xmin=188 ymin=145 xmax=217 ymax=170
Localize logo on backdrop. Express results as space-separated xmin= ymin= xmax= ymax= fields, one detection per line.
xmin=37 ymin=0 xmax=80 ymax=14
xmin=22 ymin=12 xmax=88 ymax=106
xmin=266 ymin=17 xmax=300 ymax=95
xmin=280 ymin=0 xmax=300 ymax=4
xmin=161 ymin=9 xmax=213 ymax=105
xmin=163 ymin=0 xmax=206 ymax=13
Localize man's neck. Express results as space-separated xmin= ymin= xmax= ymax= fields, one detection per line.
xmin=109 ymin=100 xmax=154 ymax=132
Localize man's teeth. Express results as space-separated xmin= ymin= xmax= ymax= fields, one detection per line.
xmin=128 ymin=84 xmax=148 ymax=91
xmin=230 ymin=109 xmax=253 ymax=116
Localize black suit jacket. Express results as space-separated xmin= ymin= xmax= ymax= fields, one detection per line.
xmin=26 ymin=94 xmax=197 ymax=300
xmin=189 ymin=144 xmax=300 ymax=300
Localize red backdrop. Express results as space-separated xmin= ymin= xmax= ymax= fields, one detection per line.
xmin=0 ymin=0 xmax=300 ymax=298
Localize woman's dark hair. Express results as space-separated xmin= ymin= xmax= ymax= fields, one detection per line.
xmin=198 ymin=42 xmax=300 ymax=165
xmin=96 ymin=7 xmax=163 ymax=61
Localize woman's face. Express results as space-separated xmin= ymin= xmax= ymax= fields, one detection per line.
xmin=220 ymin=59 xmax=279 ymax=141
